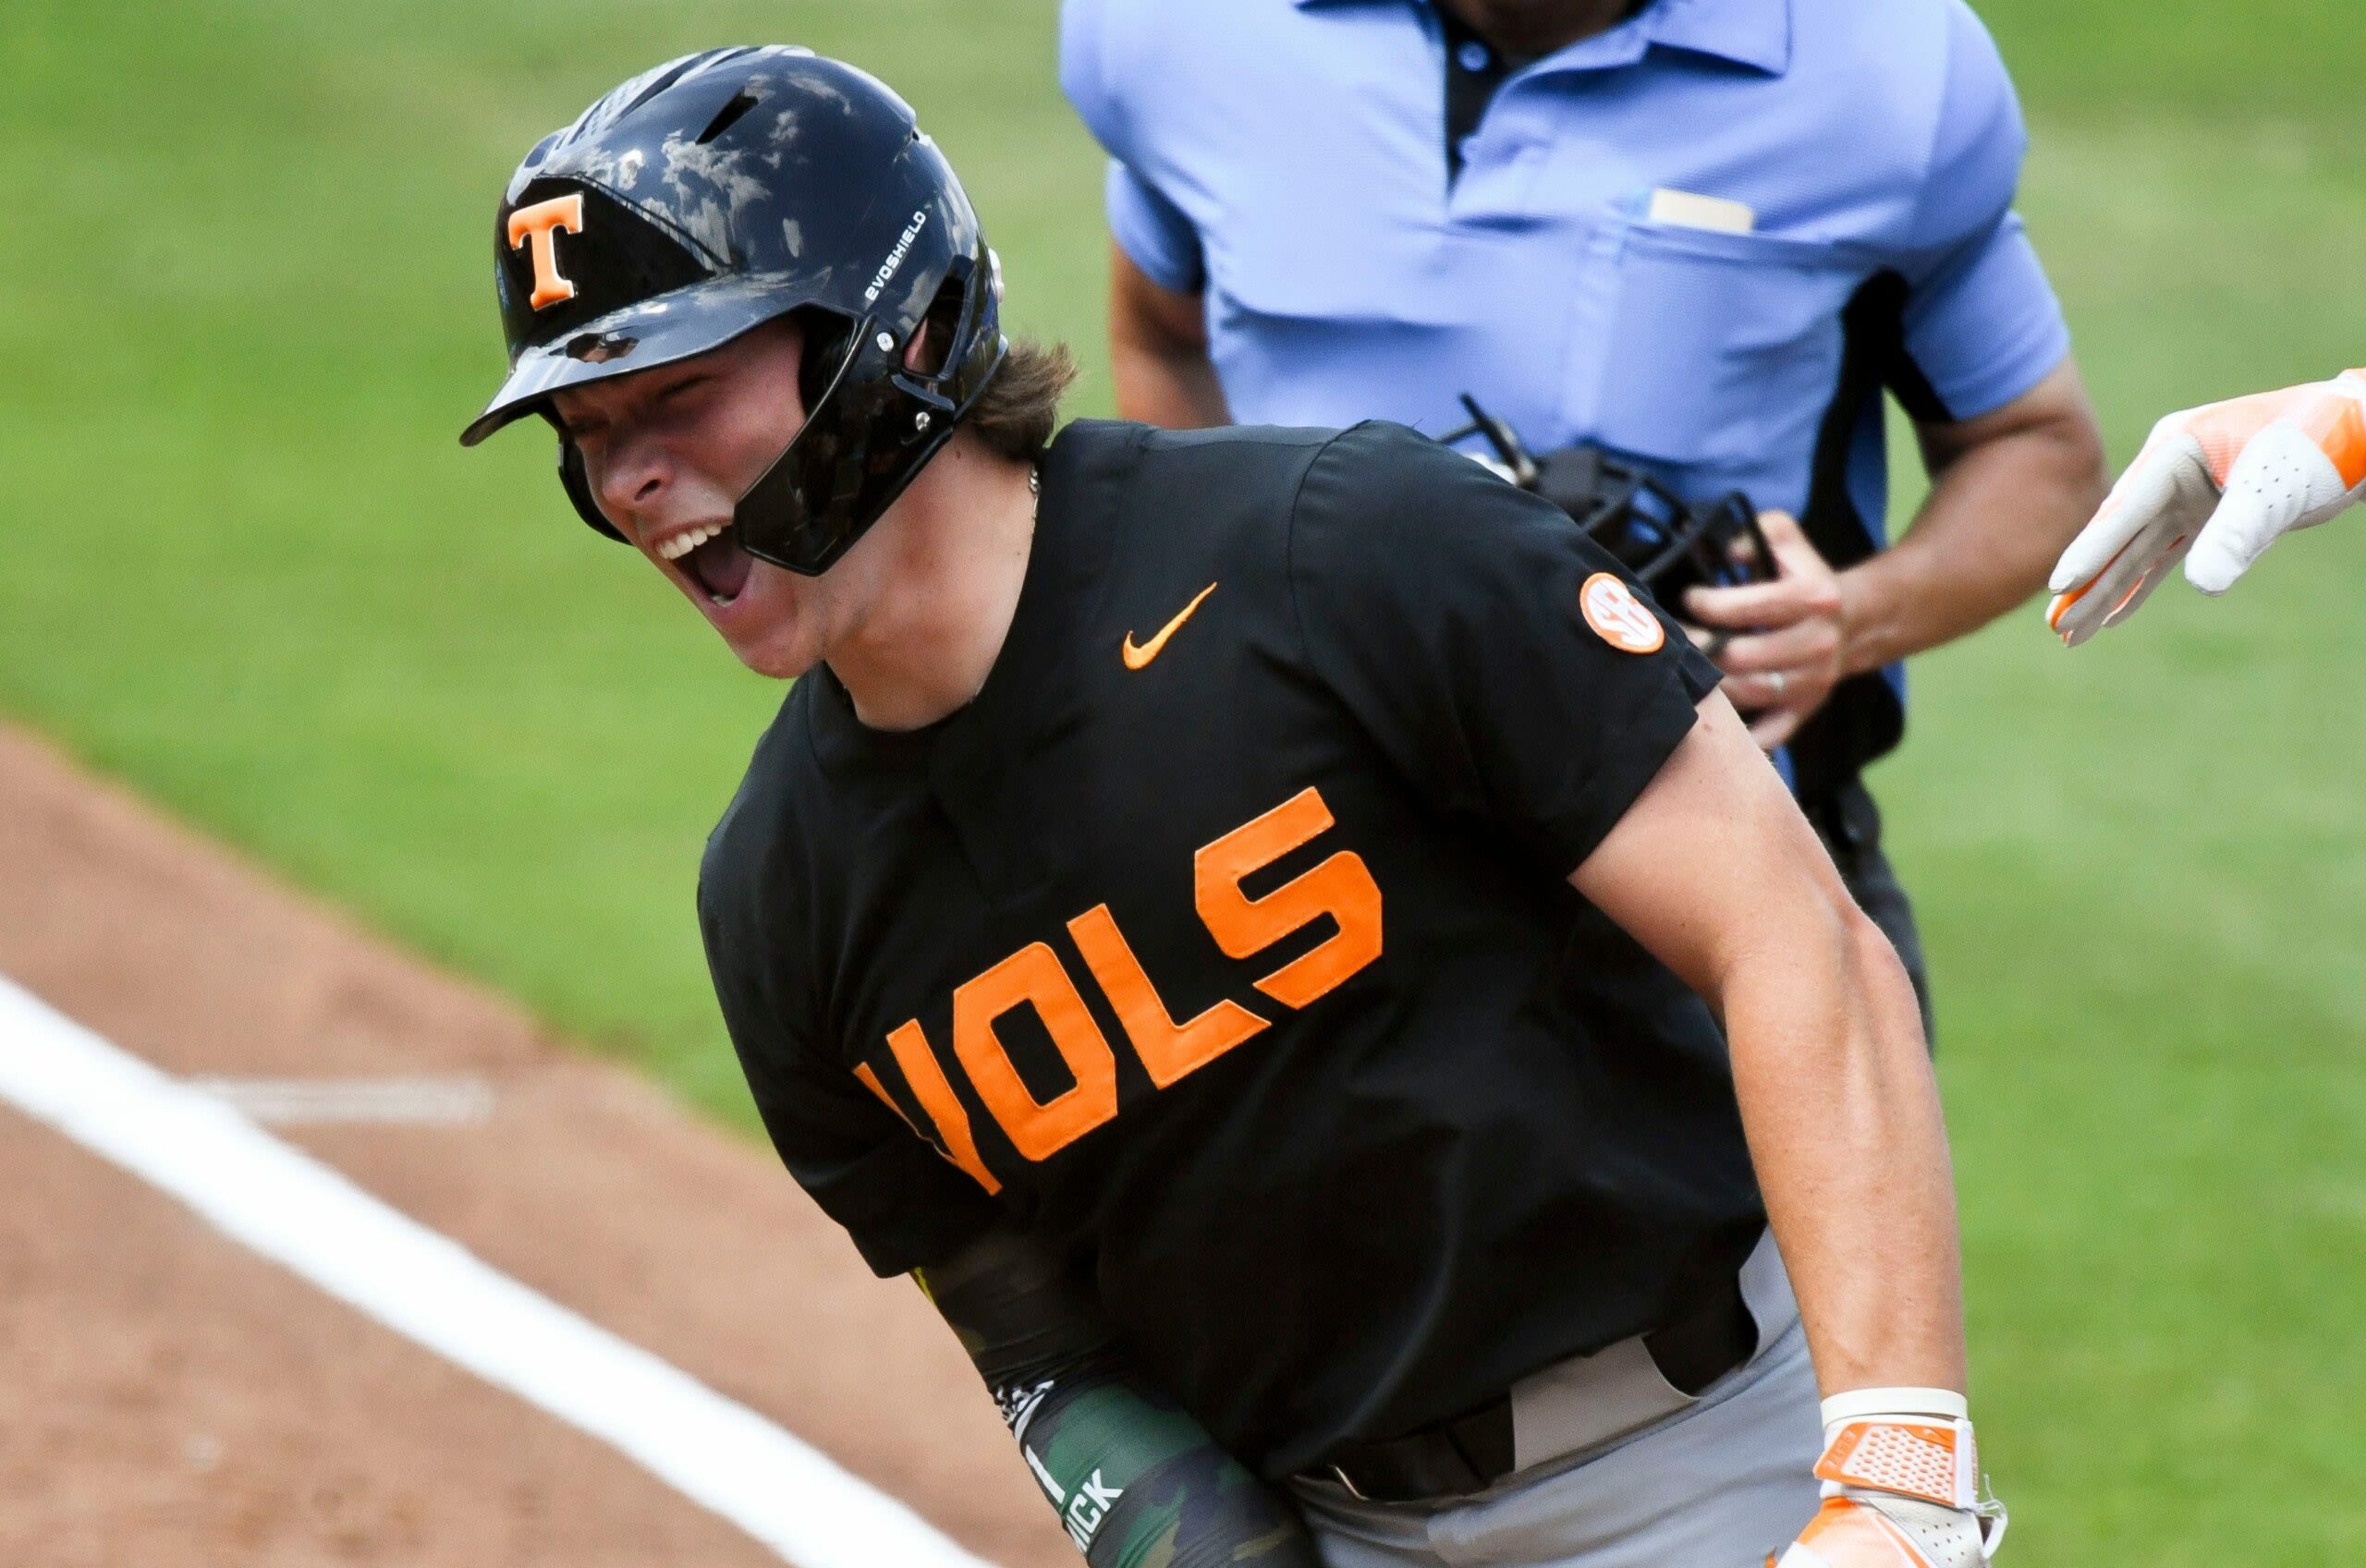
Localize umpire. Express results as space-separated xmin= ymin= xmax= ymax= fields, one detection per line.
xmin=1061 ymin=0 xmax=2111 ymax=1033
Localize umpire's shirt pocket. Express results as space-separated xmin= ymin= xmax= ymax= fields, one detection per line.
xmin=1577 ymin=218 xmax=1862 ymax=473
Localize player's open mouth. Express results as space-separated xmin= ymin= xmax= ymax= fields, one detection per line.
xmin=662 ymin=523 xmax=755 ymax=605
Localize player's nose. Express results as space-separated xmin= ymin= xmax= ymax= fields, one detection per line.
xmin=595 ymin=439 xmax=674 ymax=539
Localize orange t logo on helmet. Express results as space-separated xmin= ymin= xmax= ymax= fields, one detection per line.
xmin=507 ymin=194 xmax=586 ymax=310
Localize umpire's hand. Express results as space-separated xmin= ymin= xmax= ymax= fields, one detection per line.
xmin=1684 ymin=509 xmax=1846 ymax=749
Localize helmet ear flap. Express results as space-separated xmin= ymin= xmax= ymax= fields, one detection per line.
xmin=797 ymin=309 xmax=857 ymax=415
xmin=556 ymin=436 xmax=627 ymax=541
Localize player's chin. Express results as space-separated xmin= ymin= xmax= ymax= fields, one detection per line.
xmin=666 ymin=555 xmax=813 ymax=679
xmin=726 ymin=621 xmax=816 ymax=681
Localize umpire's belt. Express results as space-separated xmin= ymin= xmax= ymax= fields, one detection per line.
xmin=1306 ymin=1229 xmax=1796 ymax=1505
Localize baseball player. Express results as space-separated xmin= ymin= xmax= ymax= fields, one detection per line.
xmin=463 ymin=49 xmax=2004 ymax=1568
xmin=2048 ymin=370 xmax=2366 ymax=642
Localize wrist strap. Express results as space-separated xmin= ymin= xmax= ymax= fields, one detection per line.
xmin=1820 ymin=1386 xmax=1967 ymax=1428
xmin=1815 ymin=1416 xmax=1980 ymax=1511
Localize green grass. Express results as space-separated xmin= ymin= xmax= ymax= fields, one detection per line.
xmin=4 ymin=4 xmax=2361 ymax=1562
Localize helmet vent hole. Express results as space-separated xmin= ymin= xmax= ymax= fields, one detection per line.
xmin=696 ymin=89 xmax=763 ymax=145
xmin=908 ymin=279 xmax=967 ymax=380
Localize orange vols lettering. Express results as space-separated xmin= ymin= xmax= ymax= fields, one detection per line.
xmin=953 ymin=942 xmax=1120 ymax=1161
xmin=852 ymin=1062 xmax=915 ymax=1133
xmin=507 ymin=193 xmax=586 ymax=310
xmin=1195 ymin=786 xmax=1383 ymax=1008
xmin=1067 ymin=904 xmax=1268 ymax=1088
xmin=869 ymin=1025 xmax=1000 ymax=1194
xmin=866 ymin=787 xmax=1383 ymax=1174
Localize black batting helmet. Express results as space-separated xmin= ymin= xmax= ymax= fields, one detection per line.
xmin=460 ymin=46 xmax=1007 ymax=576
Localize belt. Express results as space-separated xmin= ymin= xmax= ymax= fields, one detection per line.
xmin=1306 ymin=1273 xmax=1760 ymax=1506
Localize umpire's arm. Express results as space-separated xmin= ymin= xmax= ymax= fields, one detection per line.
xmin=1109 ymin=245 xmax=1229 ymax=430
xmin=1569 ymin=692 xmax=1967 ymax=1398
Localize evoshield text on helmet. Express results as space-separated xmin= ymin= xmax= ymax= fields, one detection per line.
xmin=460 ymin=46 xmax=1008 ymax=577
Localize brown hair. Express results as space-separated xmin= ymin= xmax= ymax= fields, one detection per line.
xmin=964 ymin=337 xmax=1078 ymax=460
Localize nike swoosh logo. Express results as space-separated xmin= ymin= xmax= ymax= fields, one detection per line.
xmin=1121 ymin=582 xmax=1218 ymax=671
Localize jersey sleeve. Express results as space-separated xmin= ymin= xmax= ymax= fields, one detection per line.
xmin=1287 ymin=421 xmax=1725 ymax=876
xmin=1062 ymin=1 xmax=1207 ymax=293
xmin=1891 ymin=1 xmax=2070 ymax=422
xmin=1106 ymin=159 xmax=1207 ymax=294
xmin=698 ymin=833 xmax=1001 ymax=1279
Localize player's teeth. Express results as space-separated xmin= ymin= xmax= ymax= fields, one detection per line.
xmin=662 ymin=526 xmax=714 ymax=561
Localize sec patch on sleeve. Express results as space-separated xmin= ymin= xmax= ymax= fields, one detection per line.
xmin=1579 ymin=573 xmax=1665 ymax=654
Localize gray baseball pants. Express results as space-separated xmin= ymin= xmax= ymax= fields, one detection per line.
xmin=1289 ymin=1243 xmax=1822 ymax=1567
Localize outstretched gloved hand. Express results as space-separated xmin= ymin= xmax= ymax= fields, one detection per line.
xmin=2047 ymin=370 xmax=2366 ymax=644
xmin=1769 ymin=1390 xmax=2006 ymax=1568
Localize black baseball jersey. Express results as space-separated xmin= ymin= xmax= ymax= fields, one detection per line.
xmin=699 ymin=419 xmax=1766 ymax=1477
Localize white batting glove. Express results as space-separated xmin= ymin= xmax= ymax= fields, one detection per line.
xmin=1768 ymin=1390 xmax=2006 ymax=1568
xmin=2047 ymin=370 xmax=2366 ymax=645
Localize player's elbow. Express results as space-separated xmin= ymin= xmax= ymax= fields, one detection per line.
xmin=1832 ymin=895 xmax=1928 ymax=1062
xmin=1746 ymin=872 xmax=1918 ymax=1051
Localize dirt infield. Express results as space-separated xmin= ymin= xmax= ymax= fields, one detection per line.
xmin=0 ymin=723 xmax=1073 ymax=1567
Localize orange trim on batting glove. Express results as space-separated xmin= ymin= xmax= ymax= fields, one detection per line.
xmin=1770 ymin=1410 xmax=2005 ymax=1568
xmin=2047 ymin=370 xmax=2366 ymax=643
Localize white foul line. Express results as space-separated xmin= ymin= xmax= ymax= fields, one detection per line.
xmin=0 ymin=974 xmax=998 ymax=1568
xmin=187 ymin=1075 xmax=496 ymax=1126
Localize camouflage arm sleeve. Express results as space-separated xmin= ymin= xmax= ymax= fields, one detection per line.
xmin=916 ymin=1228 xmax=1318 ymax=1568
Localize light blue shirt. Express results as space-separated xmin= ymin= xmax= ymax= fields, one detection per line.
xmin=1061 ymin=0 xmax=2075 ymax=784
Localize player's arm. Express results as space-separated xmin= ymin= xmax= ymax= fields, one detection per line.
xmin=1570 ymin=695 xmax=1957 ymax=1393
xmin=914 ymin=1225 xmax=1316 ymax=1568
xmin=2047 ymin=370 xmax=2366 ymax=644
xmin=1571 ymin=696 xmax=2003 ymax=1567
xmin=1109 ymin=244 xmax=1229 ymax=430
